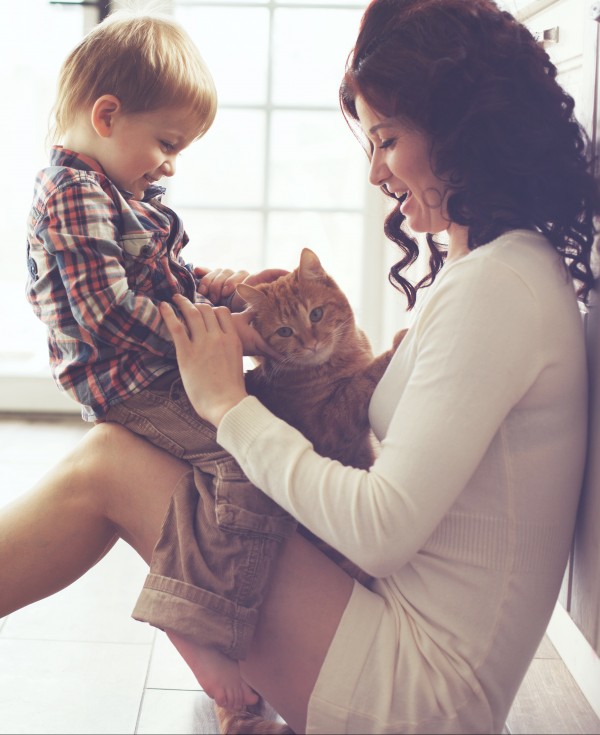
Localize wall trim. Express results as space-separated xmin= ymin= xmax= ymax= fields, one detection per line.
xmin=547 ymin=601 xmax=600 ymax=720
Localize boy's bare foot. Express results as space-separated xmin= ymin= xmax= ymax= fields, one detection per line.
xmin=166 ymin=631 xmax=259 ymax=710
xmin=197 ymin=644 xmax=259 ymax=709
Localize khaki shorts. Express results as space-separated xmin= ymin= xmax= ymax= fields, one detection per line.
xmin=105 ymin=370 xmax=296 ymax=659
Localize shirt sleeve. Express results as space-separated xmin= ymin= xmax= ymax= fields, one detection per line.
xmin=36 ymin=177 xmax=175 ymax=357
xmin=217 ymin=256 xmax=544 ymax=577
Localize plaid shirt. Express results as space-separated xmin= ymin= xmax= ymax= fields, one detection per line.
xmin=26 ymin=146 xmax=213 ymax=421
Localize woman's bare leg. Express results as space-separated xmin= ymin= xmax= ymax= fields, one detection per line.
xmin=0 ymin=422 xmax=353 ymax=725
xmin=98 ymin=423 xmax=354 ymax=730
xmin=241 ymin=533 xmax=354 ymax=732
xmin=169 ymin=529 xmax=355 ymax=733
xmin=0 ymin=422 xmax=258 ymax=708
xmin=84 ymin=424 xmax=354 ymax=727
xmin=0 ymin=422 xmax=187 ymax=616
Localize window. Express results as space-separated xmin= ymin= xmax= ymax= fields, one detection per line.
xmin=1 ymin=0 xmax=404 ymax=413
xmin=169 ymin=0 xmax=380 ymax=320
xmin=0 ymin=0 xmax=90 ymax=411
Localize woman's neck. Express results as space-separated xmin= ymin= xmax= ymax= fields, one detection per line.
xmin=446 ymin=222 xmax=470 ymax=262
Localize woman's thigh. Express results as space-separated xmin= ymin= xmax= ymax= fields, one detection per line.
xmin=85 ymin=422 xmax=191 ymax=563
xmin=88 ymin=423 xmax=356 ymax=732
xmin=241 ymin=532 xmax=355 ymax=734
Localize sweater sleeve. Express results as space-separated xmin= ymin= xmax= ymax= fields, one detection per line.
xmin=217 ymin=256 xmax=544 ymax=577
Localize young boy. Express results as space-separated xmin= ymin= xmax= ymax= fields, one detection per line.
xmin=26 ymin=10 xmax=296 ymax=709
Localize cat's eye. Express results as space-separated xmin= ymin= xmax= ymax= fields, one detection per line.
xmin=310 ymin=307 xmax=324 ymax=323
xmin=277 ymin=326 xmax=293 ymax=338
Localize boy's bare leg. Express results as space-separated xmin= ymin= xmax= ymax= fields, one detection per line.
xmin=167 ymin=632 xmax=259 ymax=709
xmin=169 ymin=531 xmax=355 ymax=733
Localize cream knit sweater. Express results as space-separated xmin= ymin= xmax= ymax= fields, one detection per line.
xmin=218 ymin=230 xmax=587 ymax=732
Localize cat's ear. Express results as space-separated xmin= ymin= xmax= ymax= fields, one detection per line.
xmin=299 ymin=248 xmax=325 ymax=281
xmin=236 ymin=283 xmax=268 ymax=309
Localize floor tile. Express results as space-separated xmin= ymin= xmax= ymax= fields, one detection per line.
xmin=136 ymin=689 xmax=217 ymax=735
xmin=0 ymin=638 xmax=152 ymax=735
xmin=506 ymin=657 xmax=600 ymax=734
xmin=2 ymin=540 xmax=151 ymax=644
xmin=145 ymin=630 xmax=201 ymax=691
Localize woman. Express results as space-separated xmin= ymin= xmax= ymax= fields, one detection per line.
xmin=2 ymin=0 xmax=598 ymax=732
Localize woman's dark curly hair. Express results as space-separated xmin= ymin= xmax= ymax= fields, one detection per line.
xmin=340 ymin=0 xmax=599 ymax=308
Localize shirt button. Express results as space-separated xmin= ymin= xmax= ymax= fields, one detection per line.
xmin=140 ymin=244 xmax=152 ymax=257
xmin=28 ymin=257 xmax=38 ymax=279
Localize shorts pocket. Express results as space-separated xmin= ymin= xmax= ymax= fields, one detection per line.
xmin=213 ymin=458 xmax=297 ymax=540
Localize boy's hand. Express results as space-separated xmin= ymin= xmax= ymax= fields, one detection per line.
xmin=195 ymin=266 xmax=289 ymax=312
xmin=195 ymin=267 xmax=249 ymax=306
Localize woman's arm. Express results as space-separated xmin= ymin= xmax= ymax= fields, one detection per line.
xmin=163 ymin=257 xmax=542 ymax=576
xmin=161 ymin=297 xmax=249 ymax=424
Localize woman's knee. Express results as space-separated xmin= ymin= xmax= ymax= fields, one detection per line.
xmin=78 ymin=422 xmax=188 ymax=533
xmin=61 ymin=422 xmax=139 ymax=517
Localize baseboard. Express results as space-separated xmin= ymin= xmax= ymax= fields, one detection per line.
xmin=0 ymin=373 xmax=78 ymax=415
xmin=547 ymin=601 xmax=600 ymax=720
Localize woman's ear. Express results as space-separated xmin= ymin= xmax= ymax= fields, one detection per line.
xmin=90 ymin=95 xmax=122 ymax=138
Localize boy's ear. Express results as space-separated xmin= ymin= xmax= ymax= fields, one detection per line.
xmin=91 ymin=95 xmax=122 ymax=138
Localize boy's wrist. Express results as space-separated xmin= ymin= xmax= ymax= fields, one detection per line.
xmin=220 ymin=291 xmax=236 ymax=310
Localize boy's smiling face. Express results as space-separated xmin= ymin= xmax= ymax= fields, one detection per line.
xmin=95 ymin=101 xmax=201 ymax=199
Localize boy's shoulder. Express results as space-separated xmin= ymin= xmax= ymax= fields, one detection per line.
xmin=37 ymin=162 xmax=104 ymax=191
xmin=33 ymin=164 xmax=117 ymax=210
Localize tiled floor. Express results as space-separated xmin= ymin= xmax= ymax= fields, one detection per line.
xmin=1 ymin=415 xmax=599 ymax=735
xmin=0 ymin=415 xmax=222 ymax=735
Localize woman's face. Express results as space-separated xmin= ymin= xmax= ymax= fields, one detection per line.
xmin=355 ymin=96 xmax=451 ymax=235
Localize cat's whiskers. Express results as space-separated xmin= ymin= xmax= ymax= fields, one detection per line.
xmin=265 ymin=352 xmax=297 ymax=379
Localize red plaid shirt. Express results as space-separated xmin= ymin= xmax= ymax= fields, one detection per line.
xmin=26 ymin=146 xmax=212 ymax=421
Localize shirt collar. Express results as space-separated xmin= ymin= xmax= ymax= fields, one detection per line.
xmin=50 ymin=145 xmax=166 ymax=202
xmin=51 ymin=145 xmax=104 ymax=175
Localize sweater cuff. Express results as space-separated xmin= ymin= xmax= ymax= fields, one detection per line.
xmin=217 ymin=395 xmax=280 ymax=461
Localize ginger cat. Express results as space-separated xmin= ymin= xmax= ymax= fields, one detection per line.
xmin=214 ymin=248 xmax=406 ymax=734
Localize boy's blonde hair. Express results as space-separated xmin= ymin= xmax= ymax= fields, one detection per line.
xmin=53 ymin=10 xmax=217 ymax=141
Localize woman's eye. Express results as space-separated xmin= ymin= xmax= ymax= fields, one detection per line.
xmin=277 ymin=326 xmax=293 ymax=337
xmin=379 ymin=138 xmax=396 ymax=150
xmin=161 ymin=141 xmax=175 ymax=152
xmin=310 ymin=307 xmax=323 ymax=323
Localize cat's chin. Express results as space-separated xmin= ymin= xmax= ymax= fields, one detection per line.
xmin=298 ymin=346 xmax=335 ymax=367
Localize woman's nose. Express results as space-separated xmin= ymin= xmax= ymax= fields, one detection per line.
xmin=369 ymin=150 xmax=389 ymax=187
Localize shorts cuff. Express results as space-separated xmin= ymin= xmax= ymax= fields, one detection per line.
xmin=132 ymin=573 xmax=257 ymax=660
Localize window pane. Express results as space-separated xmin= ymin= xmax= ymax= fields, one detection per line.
xmin=266 ymin=211 xmax=363 ymax=313
xmin=175 ymin=5 xmax=270 ymax=106
xmin=178 ymin=0 xmax=268 ymax=4
xmin=170 ymin=109 xmax=266 ymax=208
xmin=271 ymin=7 xmax=363 ymax=107
xmin=177 ymin=208 xmax=264 ymax=274
xmin=0 ymin=0 xmax=84 ymax=366
xmin=1 ymin=1 xmax=83 ymax=284
xmin=268 ymin=110 xmax=367 ymax=209
xmin=277 ymin=0 xmax=366 ymax=5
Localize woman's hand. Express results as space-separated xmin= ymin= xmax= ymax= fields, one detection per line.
xmin=160 ymin=295 xmax=249 ymax=427
xmin=230 ymin=311 xmax=280 ymax=359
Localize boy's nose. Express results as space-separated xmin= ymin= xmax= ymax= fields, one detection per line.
xmin=161 ymin=158 xmax=176 ymax=177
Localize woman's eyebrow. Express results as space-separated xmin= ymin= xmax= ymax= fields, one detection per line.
xmin=369 ymin=121 xmax=395 ymax=134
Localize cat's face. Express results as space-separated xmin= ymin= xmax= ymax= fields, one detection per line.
xmin=237 ymin=249 xmax=354 ymax=369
